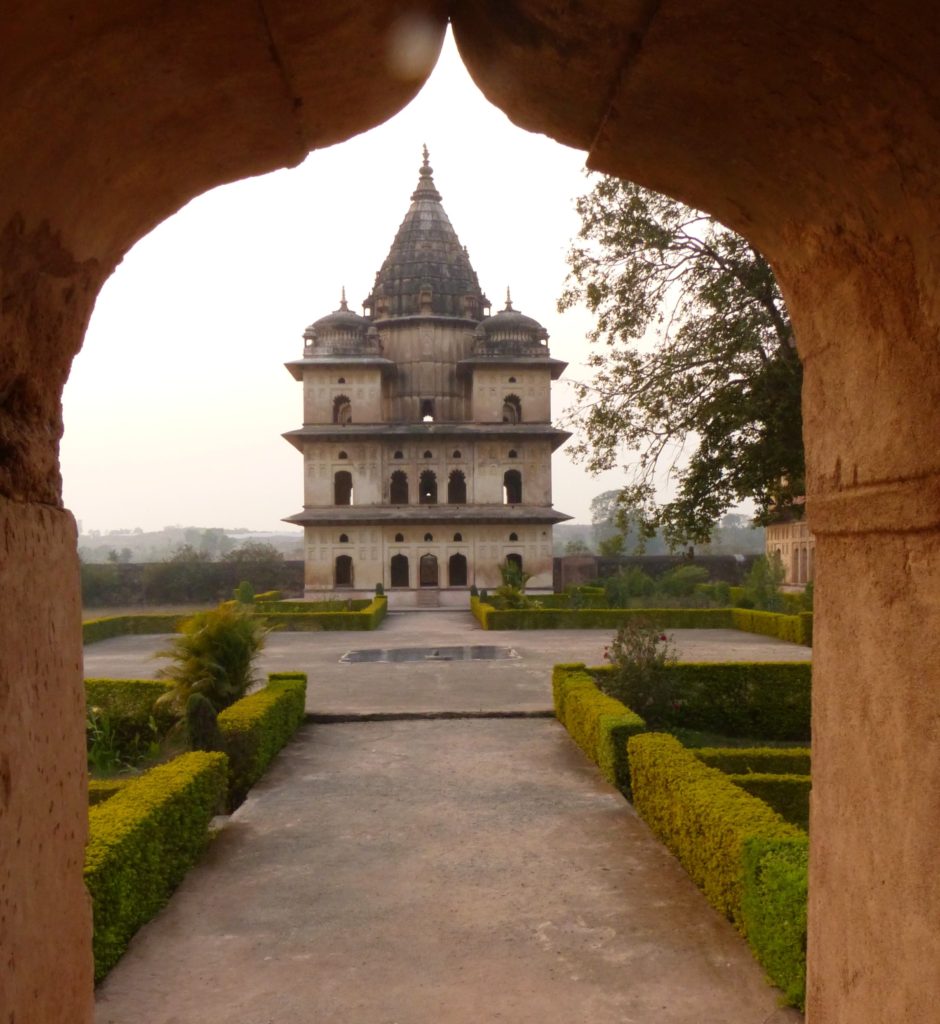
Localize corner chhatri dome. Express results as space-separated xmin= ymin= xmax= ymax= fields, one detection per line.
xmin=364 ymin=146 xmax=490 ymax=322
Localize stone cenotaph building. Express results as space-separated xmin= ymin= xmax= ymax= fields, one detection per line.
xmin=283 ymin=150 xmax=571 ymax=605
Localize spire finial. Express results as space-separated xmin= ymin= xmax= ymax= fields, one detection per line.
xmin=339 ymin=286 xmax=348 ymax=312
xmin=505 ymin=286 xmax=513 ymax=311
xmin=411 ymin=143 xmax=441 ymax=201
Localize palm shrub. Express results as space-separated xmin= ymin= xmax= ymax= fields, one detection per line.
xmin=156 ymin=604 xmax=268 ymax=714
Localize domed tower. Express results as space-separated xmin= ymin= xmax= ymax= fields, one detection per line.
xmin=283 ymin=150 xmax=571 ymax=605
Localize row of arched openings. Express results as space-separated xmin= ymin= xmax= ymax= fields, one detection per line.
xmin=335 ymin=552 xmax=523 ymax=588
xmin=386 ymin=469 xmax=521 ymax=505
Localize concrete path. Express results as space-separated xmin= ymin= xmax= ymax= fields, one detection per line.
xmin=91 ymin=613 xmax=806 ymax=1021
xmin=83 ymin=610 xmax=811 ymax=716
xmin=95 ymin=718 xmax=801 ymax=1023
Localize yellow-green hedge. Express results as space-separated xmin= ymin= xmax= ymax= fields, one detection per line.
xmin=552 ymin=664 xmax=646 ymax=792
xmin=627 ymin=733 xmax=806 ymax=1007
xmin=729 ymin=774 xmax=811 ymax=831
xmin=88 ymin=778 xmax=131 ymax=806
xmin=694 ymin=746 xmax=811 ymax=776
xmin=472 ymin=597 xmax=812 ymax=645
xmin=257 ymin=595 xmax=387 ymax=631
xmin=85 ymin=751 xmax=228 ymax=981
xmin=83 ymin=614 xmax=185 ymax=645
xmin=217 ymin=673 xmax=307 ymax=807
xmin=591 ymin=661 xmax=811 ymax=741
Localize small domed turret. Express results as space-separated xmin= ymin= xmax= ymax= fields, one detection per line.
xmin=302 ymin=288 xmax=379 ymax=356
xmin=473 ymin=288 xmax=549 ymax=356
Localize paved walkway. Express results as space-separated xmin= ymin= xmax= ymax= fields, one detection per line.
xmin=92 ymin=613 xmax=806 ymax=1022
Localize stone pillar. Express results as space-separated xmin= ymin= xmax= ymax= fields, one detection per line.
xmin=796 ymin=241 xmax=940 ymax=1021
xmin=0 ymin=499 xmax=93 ymax=1022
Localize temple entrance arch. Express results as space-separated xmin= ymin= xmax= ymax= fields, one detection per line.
xmin=419 ymin=553 xmax=439 ymax=587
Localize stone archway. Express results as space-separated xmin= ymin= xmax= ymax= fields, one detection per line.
xmin=3 ymin=5 xmax=940 ymax=1022
xmin=419 ymin=553 xmax=439 ymax=587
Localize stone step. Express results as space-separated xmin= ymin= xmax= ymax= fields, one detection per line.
xmin=415 ymin=588 xmax=440 ymax=608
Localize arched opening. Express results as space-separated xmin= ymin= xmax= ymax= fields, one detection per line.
xmin=502 ymin=394 xmax=522 ymax=423
xmin=424 ymin=532 xmax=433 ymax=542
xmin=423 ymin=449 xmax=433 ymax=459
xmin=419 ymin=469 xmax=437 ymax=504
xmin=447 ymin=469 xmax=467 ymax=503
xmin=339 ymin=533 xmax=349 ymax=543
xmin=337 ymin=450 xmax=348 ymax=460
xmin=503 ymin=469 xmax=522 ymax=505
xmin=507 ymin=552 xmax=523 ymax=575
xmin=394 ymin=533 xmax=404 ymax=543
xmin=508 ymin=449 xmax=518 ymax=459
xmin=420 ymin=398 xmax=435 ymax=421
xmin=420 ymin=553 xmax=439 ymax=587
xmin=332 ymin=394 xmax=352 ymax=424
xmin=452 ymin=449 xmax=461 ymax=459
xmin=453 ymin=532 xmax=462 ymax=542
xmin=390 ymin=470 xmax=409 ymax=504
xmin=393 ymin=450 xmax=404 ymax=460
xmin=334 ymin=470 xmax=353 ymax=506
xmin=509 ymin=532 xmax=518 ymax=541
xmin=334 ymin=554 xmax=353 ymax=587
xmin=448 ymin=552 xmax=468 ymax=587
xmin=390 ymin=553 xmax=409 ymax=588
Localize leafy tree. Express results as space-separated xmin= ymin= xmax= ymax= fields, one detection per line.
xmin=168 ymin=544 xmax=212 ymax=564
xmin=564 ymin=537 xmax=591 ymax=555
xmin=222 ymin=541 xmax=283 ymax=565
xmin=559 ymin=176 xmax=804 ymax=545
xmin=742 ymin=554 xmax=785 ymax=611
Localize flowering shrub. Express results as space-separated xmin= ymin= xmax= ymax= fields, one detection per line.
xmin=600 ymin=621 xmax=678 ymax=725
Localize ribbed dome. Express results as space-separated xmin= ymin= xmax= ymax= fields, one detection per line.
xmin=473 ymin=289 xmax=549 ymax=356
xmin=364 ymin=147 xmax=490 ymax=321
xmin=302 ymin=291 xmax=379 ymax=356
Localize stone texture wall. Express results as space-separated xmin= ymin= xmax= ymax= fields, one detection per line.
xmin=470 ymin=366 xmax=552 ymax=423
xmin=303 ymin=366 xmax=384 ymax=424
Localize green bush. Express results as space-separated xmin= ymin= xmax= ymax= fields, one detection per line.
xmin=657 ymin=563 xmax=710 ymax=596
xmin=693 ymin=747 xmax=811 ymax=776
xmin=552 ymin=664 xmax=646 ymax=793
xmin=475 ymin=604 xmax=736 ymax=630
xmin=186 ymin=692 xmax=224 ymax=752
xmin=88 ymin=778 xmax=131 ymax=806
xmin=731 ymin=608 xmax=812 ymax=646
xmin=85 ymin=678 xmax=176 ymax=754
xmin=233 ymin=580 xmax=255 ymax=604
xmin=729 ymin=774 xmax=811 ymax=830
xmin=83 ymin=614 xmax=185 ymax=645
xmin=85 ymin=751 xmax=229 ymax=981
xmin=217 ymin=673 xmax=307 ymax=808
xmin=742 ymin=555 xmax=786 ymax=611
xmin=156 ymin=604 xmax=269 ymax=713
xmin=741 ymin=836 xmax=809 ymax=1008
xmin=592 ymin=661 xmax=811 ymax=741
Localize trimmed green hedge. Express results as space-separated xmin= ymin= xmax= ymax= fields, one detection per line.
xmin=254 ymin=598 xmax=372 ymax=613
xmin=730 ymin=774 xmax=811 ymax=831
xmin=694 ymin=747 xmax=811 ymax=776
xmin=83 ymin=614 xmax=185 ymax=645
xmin=217 ymin=673 xmax=307 ymax=807
xmin=88 ymin=778 xmax=131 ymax=806
xmin=85 ymin=678 xmax=175 ymax=748
xmin=472 ymin=597 xmax=812 ymax=646
xmin=592 ymin=661 xmax=811 ymax=741
xmin=742 ymin=836 xmax=808 ymax=1007
xmin=627 ymin=733 xmax=806 ymax=1007
xmin=731 ymin=608 xmax=812 ymax=646
xmin=256 ymin=595 xmax=387 ymax=631
xmin=551 ymin=664 xmax=646 ymax=792
xmin=85 ymin=751 xmax=228 ymax=981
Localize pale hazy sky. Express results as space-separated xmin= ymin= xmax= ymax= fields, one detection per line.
xmin=61 ymin=30 xmax=629 ymax=534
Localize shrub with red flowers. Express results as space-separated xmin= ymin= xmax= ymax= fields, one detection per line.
xmin=599 ymin=621 xmax=679 ymax=725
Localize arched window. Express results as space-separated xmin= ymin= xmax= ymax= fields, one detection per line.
xmin=453 ymin=532 xmax=462 ymax=542
xmin=503 ymin=469 xmax=522 ymax=505
xmin=337 ymin=450 xmax=348 ymax=460
xmin=508 ymin=449 xmax=518 ymax=459
xmin=332 ymin=395 xmax=352 ymax=424
xmin=452 ymin=450 xmax=462 ymax=459
xmin=424 ymin=532 xmax=433 ymax=542
xmin=337 ymin=377 xmax=346 ymax=384
xmin=334 ymin=470 xmax=353 ymax=506
xmin=393 ymin=450 xmax=404 ymax=460
xmin=508 ymin=376 xmax=517 ymax=383
xmin=420 ymin=553 xmax=439 ymax=587
xmin=419 ymin=470 xmax=437 ymax=504
xmin=423 ymin=450 xmax=433 ymax=459
xmin=394 ymin=532 xmax=404 ymax=543
xmin=447 ymin=469 xmax=467 ymax=504
xmin=339 ymin=533 xmax=349 ymax=543
xmin=420 ymin=398 xmax=435 ymax=422
xmin=448 ymin=553 xmax=468 ymax=587
xmin=502 ymin=394 xmax=522 ymax=424
xmin=509 ymin=532 xmax=518 ymax=542
xmin=390 ymin=553 xmax=409 ymax=588
xmin=390 ymin=470 xmax=409 ymax=504
xmin=335 ymin=554 xmax=353 ymax=587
